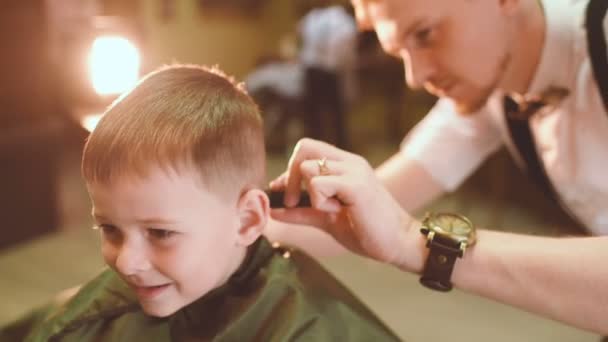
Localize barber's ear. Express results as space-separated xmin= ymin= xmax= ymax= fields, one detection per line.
xmin=235 ymin=188 xmax=270 ymax=246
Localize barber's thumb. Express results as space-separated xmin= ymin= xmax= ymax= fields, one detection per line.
xmin=270 ymin=208 xmax=328 ymax=230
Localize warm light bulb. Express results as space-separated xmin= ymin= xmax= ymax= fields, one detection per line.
xmin=88 ymin=36 xmax=140 ymax=96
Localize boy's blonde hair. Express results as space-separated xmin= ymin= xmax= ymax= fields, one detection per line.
xmin=82 ymin=64 xmax=265 ymax=197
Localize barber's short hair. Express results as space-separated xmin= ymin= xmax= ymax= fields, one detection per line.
xmin=82 ymin=64 xmax=265 ymax=196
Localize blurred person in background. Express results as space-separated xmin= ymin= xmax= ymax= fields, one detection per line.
xmin=298 ymin=2 xmax=358 ymax=150
xmin=245 ymin=55 xmax=306 ymax=153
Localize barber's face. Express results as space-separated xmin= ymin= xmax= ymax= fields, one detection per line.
xmin=354 ymin=0 xmax=514 ymax=114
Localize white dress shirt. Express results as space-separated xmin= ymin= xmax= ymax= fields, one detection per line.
xmin=401 ymin=0 xmax=608 ymax=235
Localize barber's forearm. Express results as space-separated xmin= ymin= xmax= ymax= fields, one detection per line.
xmin=376 ymin=154 xmax=445 ymax=213
xmin=451 ymin=230 xmax=608 ymax=335
xmin=375 ymin=152 xmax=608 ymax=333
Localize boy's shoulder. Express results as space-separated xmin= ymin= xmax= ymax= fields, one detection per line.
xmin=211 ymin=238 xmax=401 ymax=341
xmin=4 ymin=239 xmax=400 ymax=341
xmin=19 ymin=268 xmax=148 ymax=341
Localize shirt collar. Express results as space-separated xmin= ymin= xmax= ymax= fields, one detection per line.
xmin=525 ymin=0 xmax=577 ymax=97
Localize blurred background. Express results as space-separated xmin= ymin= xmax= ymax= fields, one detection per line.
xmin=0 ymin=0 xmax=598 ymax=340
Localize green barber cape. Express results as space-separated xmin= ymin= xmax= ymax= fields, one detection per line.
xmin=1 ymin=238 xmax=401 ymax=341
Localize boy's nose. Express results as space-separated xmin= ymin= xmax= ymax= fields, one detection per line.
xmin=115 ymin=244 xmax=152 ymax=277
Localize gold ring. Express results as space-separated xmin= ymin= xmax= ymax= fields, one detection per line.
xmin=317 ymin=157 xmax=330 ymax=175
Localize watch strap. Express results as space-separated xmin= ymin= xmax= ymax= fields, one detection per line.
xmin=419 ymin=234 xmax=462 ymax=292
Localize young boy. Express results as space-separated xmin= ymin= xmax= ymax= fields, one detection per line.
xmin=1 ymin=65 xmax=399 ymax=341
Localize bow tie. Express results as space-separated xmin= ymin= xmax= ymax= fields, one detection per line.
xmin=504 ymin=86 xmax=570 ymax=120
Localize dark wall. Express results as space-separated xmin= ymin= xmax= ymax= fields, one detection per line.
xmin=0 ymin=0 xmax=64 ymax=249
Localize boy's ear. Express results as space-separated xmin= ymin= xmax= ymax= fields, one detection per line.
xmin=235 ymin=188 xmax=270 ymax=246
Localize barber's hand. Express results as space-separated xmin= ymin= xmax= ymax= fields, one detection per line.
xmin=269 ymin=138 xmax=422 ymax=270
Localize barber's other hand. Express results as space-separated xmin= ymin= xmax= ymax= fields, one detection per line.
xmin=269 ymin=138 xmax=422 ymax=270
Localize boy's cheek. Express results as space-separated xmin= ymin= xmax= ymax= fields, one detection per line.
xmin=101 ymin=244 xmax=117 ymax=266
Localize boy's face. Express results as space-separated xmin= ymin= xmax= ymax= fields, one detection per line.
xmin=88 ymin=166 xmax=256 ymax=317
xmin=353 ymin=0 xmax=514 ymax=114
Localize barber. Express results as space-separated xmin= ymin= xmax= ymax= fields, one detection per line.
xmin=268 ymin=0 xmax=608 ymax=335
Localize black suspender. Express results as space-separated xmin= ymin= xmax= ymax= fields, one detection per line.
xmin=504 ymin=0 xmax=608 ymax=228
xmin=504 ymin=97 xmax=557 ymax=200
xmin=586 ymin=0 xmax=608 ymax=110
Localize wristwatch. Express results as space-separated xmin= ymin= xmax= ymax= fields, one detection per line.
xmin=419 ymin=212 xmax=476 ymax=292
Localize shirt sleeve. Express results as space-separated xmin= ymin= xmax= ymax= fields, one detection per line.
xmin=400 ymin=98 xmax=503 ymax=191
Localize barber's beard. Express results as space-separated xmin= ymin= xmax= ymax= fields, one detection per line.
xmin=454 ymin=52 xmax=511 ymax=116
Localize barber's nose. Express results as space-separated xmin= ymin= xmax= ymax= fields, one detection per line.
xmin=401 ymin=50 xmax=436 ymax=90
xmin=114 ymin=242 xmax=151 ymax=276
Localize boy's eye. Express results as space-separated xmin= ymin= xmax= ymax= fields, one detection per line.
xmin=148 ymin=228 xmax=176 ymax=240
xmin=95 ymin=224 xmax=121 ymax=241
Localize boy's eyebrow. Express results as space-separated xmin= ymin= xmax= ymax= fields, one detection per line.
xmin=91 ymin=212 xmax=177 ymax=226
xmin=136 ymin=218 xmax=178 ymax=226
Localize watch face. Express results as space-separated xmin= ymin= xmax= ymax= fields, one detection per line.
xmin=427 ymin=213 xmax=476 ymax=243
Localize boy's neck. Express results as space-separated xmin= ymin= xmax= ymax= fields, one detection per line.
xmin=179 ymin=237 xmax=270 ymax=313
xmin=225 ymin=245 xmax=249 ymax=284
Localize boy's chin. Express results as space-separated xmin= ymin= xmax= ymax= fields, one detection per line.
xmin=140 ymin=303 xmax=182 ymax=317
xmin=138 ymin=293 xmax=188 ymax=317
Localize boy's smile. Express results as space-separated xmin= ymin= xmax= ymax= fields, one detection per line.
xmin=128 ymin=281 xmax=173 ymax=301
xmin=88 ymin=165 xmax=249 ymax=317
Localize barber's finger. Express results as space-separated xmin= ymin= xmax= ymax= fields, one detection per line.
xmin=285 ymin=139 xmax=349 ymax=207
xmin=299 ymin=159 xmax=347 ymax=179
xmin=308 ymin=174 xmax=356 ymax=209
xmin=287 ymin=138 xmax=348 ymax=168
xmin=308 ymin=184 xmax=343 ymax=213
xmin=269 ymin=157 xmax=347 ymax=206
xmin=268 ymin=171 xmax=288 ymax=190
